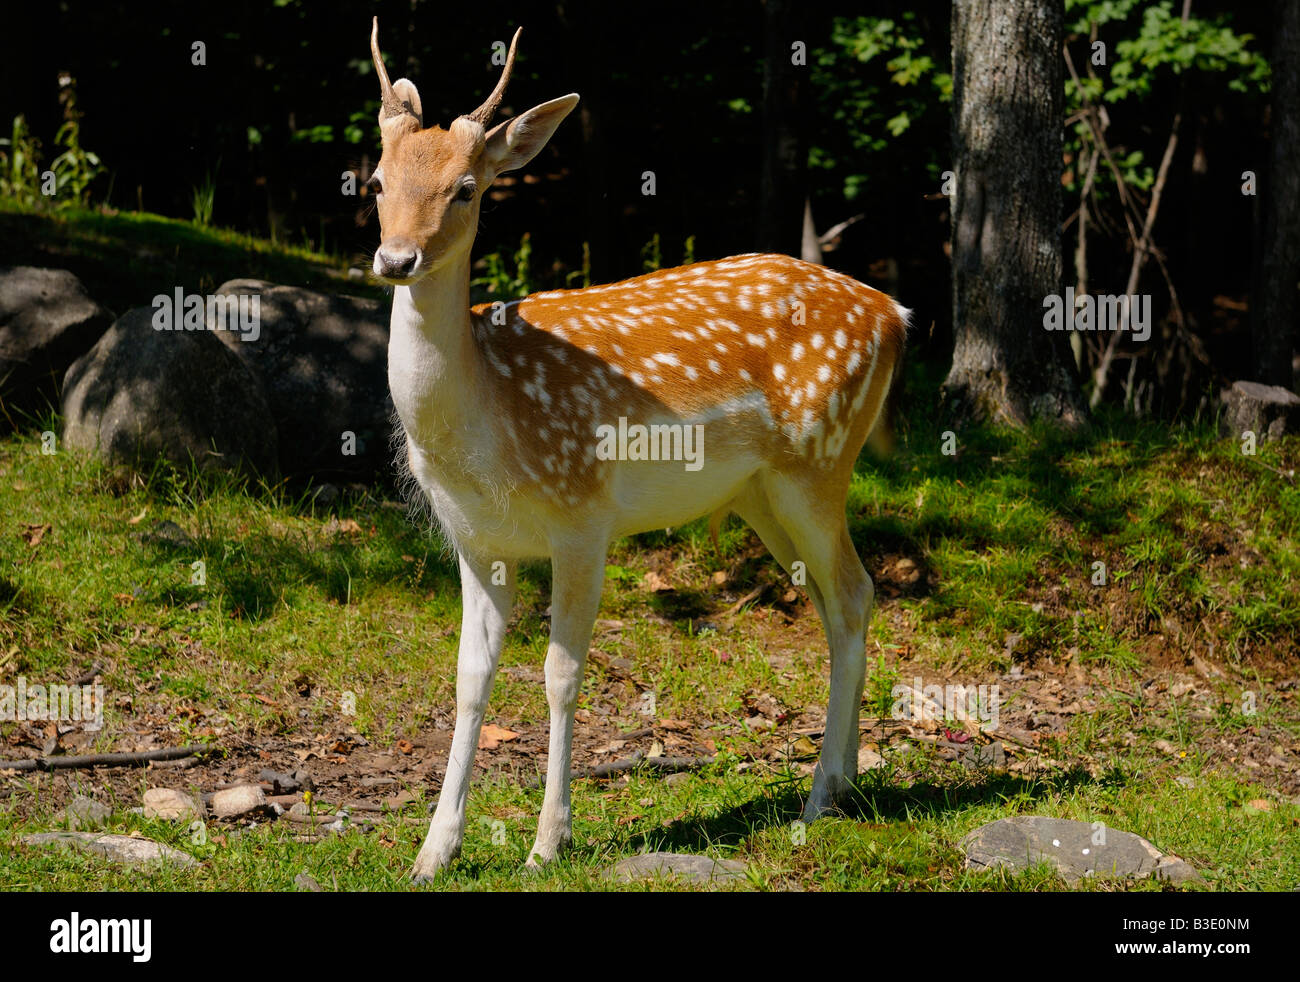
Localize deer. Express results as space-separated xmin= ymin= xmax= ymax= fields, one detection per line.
xmin=366 ymin=18 xmax=909 ymax=880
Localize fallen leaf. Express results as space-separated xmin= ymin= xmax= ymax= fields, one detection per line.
xmin=478 ymin=724 xmax=519 ymax=750
xmin=657 ymin=719 xmax=689 ymax=731
xmin=1245 ymin=798 xmax=1272 ymax=812
xmin=20 ymin=523 xmax=51 ymax=548
xmin=395 ymin=739 xmax=415 ymax=755
xmin=127 ymin=507 xmax=148 ymax=525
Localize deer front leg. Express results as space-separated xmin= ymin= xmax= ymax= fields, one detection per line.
xmin=527 ymin=536 xmax=607 ymax=866
xmin=412 ymin=552 xmax=515 ymax=882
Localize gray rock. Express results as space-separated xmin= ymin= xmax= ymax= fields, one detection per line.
xmin=210 ymin=279 xmax=392 ymax=479
xmin=294 ymin=871 xmax=324 ymax=892
xmin=609 ymin=851 xmax=747 ymax=884
xmin=1220 ymin=380 xmax=1300 ymax=442
xmin=142 ymin=788 xmax=201 ymax=822
xmin=0 ymin=266 xmax=112 ymax=427
xmin=210 ymin=784 xmax=268 ymax=819
xmin=962 ymin=816 xmax=1202 ymax=884
xmin=55 ymin=795 xmax=112 ymax=830
xmin=23 ymin=831 xmax=196 ymax=867
xmin=61 ymin=306 xmax=277 ymax=474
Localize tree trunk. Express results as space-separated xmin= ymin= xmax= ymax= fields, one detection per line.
xmin=758 ymin=0 xmax=807 ymax=256
xmin=1251 ymin=0 xmax=1300 ymax=388
xmin=943 ymin=0 xmax=1086 ymax=428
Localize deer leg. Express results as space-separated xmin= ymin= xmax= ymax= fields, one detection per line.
xmin=527 ymin=534 xmax=608 ymax=866
xmin=762 ymin=475 xmax=872 ymax=822
xmin=412 ymin=552 xmax=515 ymax=881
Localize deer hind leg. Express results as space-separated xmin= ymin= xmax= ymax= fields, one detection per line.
xmin=527 ymin=532 xmax=608 ymax=867
xmin=760 ymin=471 xmax=873 ymax=822
xmin=413 ymin=552 xmax=516 ymax=881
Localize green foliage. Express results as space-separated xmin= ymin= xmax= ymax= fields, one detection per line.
xmin=191 ymin=161 xmax=219 ymax=228
xmin=810 ymin=13 xmax=950 ymax=202
xmin=0 ymin=115 xmax=44 ymax=208
xmin=1064 ymin=0 xmax=1269 ymax=195
xmin=473 ymin=232 xmax=534 ymax=298
xmin=49 ymin=75 xmax=105 ymax=207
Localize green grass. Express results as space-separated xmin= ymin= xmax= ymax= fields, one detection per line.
xmin=1 ymin=384 xmax=1296 ymax=891
xmin=0 ymin=204 xmax=1297 ymax=890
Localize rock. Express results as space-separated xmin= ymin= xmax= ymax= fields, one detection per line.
xmin=962 ymin=741 xmax=1006 ymax=770
xmin=259 ymin=768 xmax=311 ymax=794
xmin=857 ymin=746 xmax=887 ymax=771
xmin=294 ymin=871 xmax=324 ymax=892
xmin=55 ymin=796 xmax=112 ymax=830
xmin=609 ymin=851 xmax=747 ymax=885
xmin=61 ymin=306 xmax=277 ymax=474
xmin=662 ymin=772 xmax=692 ymax=788
xmin=1219 ymin=380 xmax=1300 ymax=442
xmin=210 ymin=784 xmax=268 ymax=819
xmin=0 ymin=266 xmax=112 ymax=427
xmin=962 ymin=816 xmax=1203 ymax=884
xmin=23 ymin=831 xmax=196 ymax=867
xmin=142 ymin=788 xmax=201 ymax=823
xmin=209 ymin=279 xmax=392 ymax=479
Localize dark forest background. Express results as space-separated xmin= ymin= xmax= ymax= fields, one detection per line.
xmin=0 ymin=0 xmax=1286 ymax=413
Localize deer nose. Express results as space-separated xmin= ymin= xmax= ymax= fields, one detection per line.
xmin=373 ymin=245 xmax=420 ymax=280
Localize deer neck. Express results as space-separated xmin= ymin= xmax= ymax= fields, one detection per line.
xmin=387 ymin=250 xmax=482 ymax=446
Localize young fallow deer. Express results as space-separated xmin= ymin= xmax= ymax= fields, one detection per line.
xmin=367 ymin=18 xmax=909 ymax=880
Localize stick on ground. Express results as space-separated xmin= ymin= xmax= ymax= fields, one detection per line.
xmin=0 ymin=745 xmax=221 ymax=772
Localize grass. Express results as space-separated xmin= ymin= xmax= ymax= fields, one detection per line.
xmin=1 ymin=381 xmax=1296 ymax=891
xmin=0 ymin=204 xmax=1297 ymax=891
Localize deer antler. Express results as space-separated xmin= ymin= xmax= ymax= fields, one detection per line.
xmin=466 ymin=28 xmax=521 ymax=125
xmin=371 ymin=17 xmax=408 ymax=121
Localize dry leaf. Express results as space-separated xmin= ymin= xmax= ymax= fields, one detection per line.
xmin=478 ymin=724 xmax=519 ymax=750
xmin=127 ymin=507 xmax=148 ymax=525
xmin=20 ymin=523 xmax=51 ymax=548
xmin=1245 ymin=798 xmax=1272 ymax=812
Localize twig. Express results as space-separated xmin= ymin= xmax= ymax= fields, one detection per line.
xmin=0 ymin=745 xmax=221 ymax=772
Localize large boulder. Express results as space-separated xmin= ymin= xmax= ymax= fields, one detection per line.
xmin=1220 ymin=380 xmax=1300 ymax=442
xmin=0 ymin=266 xmax=112 ymax=427
xmin=61 ymin=306 xmax=277 ymax=474
xmin=209 ymin=279 xmax=393 ymax=479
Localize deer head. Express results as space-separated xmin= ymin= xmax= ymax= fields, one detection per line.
xmin=368 ymin=18 xmax=580 ymax=283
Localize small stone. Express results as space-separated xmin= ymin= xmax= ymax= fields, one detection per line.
xmin=663 ymin=772 xmax=691 ymax=788
xmin=23 ymin=831 xmax=196 ymax=867
xmin=609 ymin=851 xmax=746 ymax=884
xmin=962 ymin=816 xmax=1202 ymax=884
xmin=294 ymin=871 xmax=325 ymax=891
xmin=857 ymin=746 xmax=887 ymax=771
xmin=210 ymin=784 xmax=268 ymax=819
xmin=143 ymin=788 xmax=201 ymax=822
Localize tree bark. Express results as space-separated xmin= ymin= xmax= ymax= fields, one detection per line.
xmin=943 ymin=0 xmax=1086 ymax=428
xmin=758 ymin=0 xmax=808 ymax=256
xmin=1251 ymin=0 xmax=1300 ymax=387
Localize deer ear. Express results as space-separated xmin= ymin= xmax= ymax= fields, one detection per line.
xmin=484 ymin=93 xmax=579 ymax=176
xmin=391 ymin=78 xmax=423 ymax=127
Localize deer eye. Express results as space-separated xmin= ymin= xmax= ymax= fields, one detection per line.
xmin=455 ymin=182 xmax=477 ymax=202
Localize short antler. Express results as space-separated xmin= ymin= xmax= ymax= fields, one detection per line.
xmin=371 ymin=17 xmax=407 ymax=121
xmin=466 ymin=27 xmax=521 ymax=125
